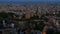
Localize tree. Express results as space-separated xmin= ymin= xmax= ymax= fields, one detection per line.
xmin=0 ymin=12 xmax=19 ymax=24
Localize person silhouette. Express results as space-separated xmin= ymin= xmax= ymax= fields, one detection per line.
xmin=10 ymin=23 xmax=15 ymax=28
xmin=2 ymin=20 xmax=6 ymax=28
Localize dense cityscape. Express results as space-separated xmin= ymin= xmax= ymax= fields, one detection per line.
xmin=0 ymin=4 xmax=60 ymax=34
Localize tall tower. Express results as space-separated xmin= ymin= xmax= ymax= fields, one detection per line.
xmin=34 ymin=6 xmax=39 ymax=19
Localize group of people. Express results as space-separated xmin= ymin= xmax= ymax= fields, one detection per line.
xmin=0 ymin=20 xmax=15 ymax=29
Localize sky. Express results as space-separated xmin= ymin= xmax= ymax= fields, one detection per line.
xmin=0 ymin=0 xmax=60 ymax=4
xmin=0 ymin=0 xmax=59 ymax=1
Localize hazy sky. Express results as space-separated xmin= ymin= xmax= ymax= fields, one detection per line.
xmin=0 ymin=0 xmax=60 ymax=4
xmin=0 ymin=0 xmax=60 ymax=2
xmin=0 ymin=0 xmax=59 ymax=1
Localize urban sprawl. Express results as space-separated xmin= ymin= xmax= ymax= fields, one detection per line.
xmin=0 ymin=5 xmax=60 ymax=34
